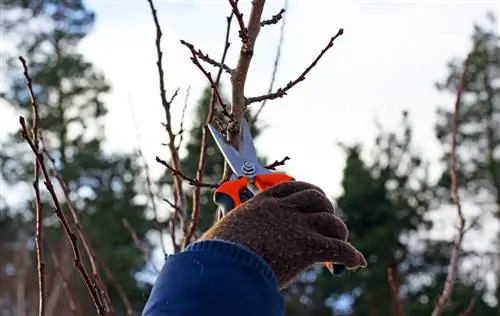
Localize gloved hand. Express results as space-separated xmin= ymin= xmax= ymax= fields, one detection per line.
xmin=200 ymin=181 xmax=367 ymax=289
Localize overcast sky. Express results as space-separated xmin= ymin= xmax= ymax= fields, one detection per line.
xmin=1 ymin=0 xmax=499 ymax=288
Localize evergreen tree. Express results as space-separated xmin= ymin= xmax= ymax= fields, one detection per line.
xmin=284 ymin=112 xmax=495 ymax=315
xmin=0 ymin=1 xmax=153 ymax=314
xmin=434 ymin=13 xmax=500 ymax=313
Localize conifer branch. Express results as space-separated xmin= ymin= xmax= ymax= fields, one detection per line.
xmin=431 ymin=51 xmax=472 ymax=316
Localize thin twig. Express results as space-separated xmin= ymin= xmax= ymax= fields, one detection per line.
xmin=430 ymin=52 xmax=471 ymax=316
xmin=19 ymin=117 xmax=105 ymax=316
xmin=458 ymin=298 xmax=476 ymax=316
xmin=387 ymin=263 xmax=405 ymax=316
xmin=127 ymin=93 xmax=166 ymax=255
xmin=182 ymin=9 xmax=235 ymax=247
xmin=122 ymin=219 xmax=159 ymax=274
xmin=265 ymin=156 xmax=290 ymax=170
xmin=51 ymin=252 xmax=78 ymax=315
xmin=147 ymin=0 xmax=187 ymax=252
xmin=175 ymin=87 xmax=191 ymax=152
xmin=181 ymin=42 xmax=233 ymax=75
xmin=246 ymin=28 xmax=344 ymax=104
xmin=18 ymin=56 xmax=46 ymax=316
xmin=253 ymin=0 xmax=288 ymax=123
xmin=41 ymin=146 xmax=113 ymax=315
xmin=180 ymin=39 xmax=232 ymax=118
xmin=97 ymin=257 xmax=134 ymax=316
xmin=155 ymin=156 xmax=218 ymax=188
xmin=260 ymin=8 xmax=285 ymax=26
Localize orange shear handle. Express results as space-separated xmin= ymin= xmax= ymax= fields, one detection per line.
xmin=214 ymin=177 xmax=254 ymax=215
xmin=254 ymin=173 xmax=294 ymax=191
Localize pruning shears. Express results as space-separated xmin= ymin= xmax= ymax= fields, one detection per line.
xmin=208 ymin=119 xmax=343 ymax=275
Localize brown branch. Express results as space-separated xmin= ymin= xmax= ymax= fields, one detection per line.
xmin=458 ymin=298 xmax=476 ymax=316
xmin=223 ymin=0 xmax=266 ymax=181
xmin=430 ymin=52 xmax=471 ymax=316
xmin=19 ymin=117 xmax=106 ymax=315
xmin=387 ymin=263 xmax=405 ymax=316
xmin=122 ymin=218 xmax=159 ymax=273
xmin=40 ymin=145 xmax=114 ymax=314
xmin=181 ymin=42 xmax=233 ymax=75
xmin=228 ymin=0 xmax=247 ymax=42
xmin=175 ymin=87 xmax=191 ymax=152
xmin=127 ymin=93 xmax=167 ymax=255
xmin=180 ymin=39 xmax=232 ymax=118
xmin=147 ymin=0 xmax=187 ymax=252
xmin=253 ymin=0 xmax=288 ymax=123
xmin=97 ymin=257 xmax=134 ymax=316
xmin=265 ymin=156 xmax=290 ymax=170
xmin=18 ymin=56 xmax=46 ymax=316
xmin=182 ymin=8 xmax=235 ymax=248
xmin=260 ymin=8 xmax=285 ymax=26
xmin=51 ymin=252 xmax=78 ymax=316
xmin=155 ymin=156 xmax=218 ymax=188
xmin=246 ymin=28 xmax=344 ymax=104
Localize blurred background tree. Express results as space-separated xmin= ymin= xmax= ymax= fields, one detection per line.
xmin=0 ymin=0 xmax=154 ymax=314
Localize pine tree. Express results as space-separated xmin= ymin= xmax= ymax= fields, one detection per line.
xmin=434 ymin=12 xmax=500 ymax=313
xmin=0 ymin=1 xmax=154 ymax=314
xmin=284 ymin=112 xmax=495 ymax=315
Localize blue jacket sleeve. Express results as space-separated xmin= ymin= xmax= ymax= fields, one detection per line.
xmin=141 ymin=240 xmax=284 ymax=316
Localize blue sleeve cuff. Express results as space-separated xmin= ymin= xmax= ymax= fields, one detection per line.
xmin=142 ymin=239 xmax=284 ymax=316
xmin=185 ymin=240 xmax=278 ymax=289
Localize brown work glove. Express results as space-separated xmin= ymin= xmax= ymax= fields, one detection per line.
xmin=199 ymin=181 xmax=367 ymax=289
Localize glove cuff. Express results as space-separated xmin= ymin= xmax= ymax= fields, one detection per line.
xmin=186 ymin=240 xmax=278 ymax=289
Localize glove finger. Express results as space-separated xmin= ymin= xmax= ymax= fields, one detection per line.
xmin=279 ymin=188 xmax=335 ymax=214
xmin=304 ymin=212 xmax=348 ymax=241
xmin=311 ymin=236 xmax=367 ymax=269
xmin=262 ymin=180 xmax=326 ymax=199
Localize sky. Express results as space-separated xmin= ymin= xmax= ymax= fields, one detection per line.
xmin=1 ymin=0 xmax=500 ymax=294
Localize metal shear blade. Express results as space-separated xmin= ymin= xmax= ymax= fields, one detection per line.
xmin=208 ymin=120 xmax=270 ymax=179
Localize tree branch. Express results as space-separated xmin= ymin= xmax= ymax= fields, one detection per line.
xmin=19 ymin=117 xmax=106 ymax=316
xmin=265 ymin=156 xmax=290 ymax=170
xmin=18 ymin=56 xmax=46 ymax=316
xmin=180 ymin=39 xmax=232 ymax=118
xmin=246 ymin=28 xmax=344 ymax=104
xmin=182 ymin=9 xmax=235 ymax=248
xmin=260 ymin=8 xmax=285 ymax=26
xmin=253 ymin=0 xmax=288 ymax=123
xmin=147 ymin=0 xmax=187 ymax=251
xmin=430 ymin=52 xmax=472 ymax=316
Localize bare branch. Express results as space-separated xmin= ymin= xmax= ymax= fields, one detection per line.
xmin=19 ymin=117 xmax=105 ymax=316
xmin=97 ymin=257 xmax=134 ymax=316
xmin=40 ymin=144 xmax=113 ymax=315
xmin=246 ymin=28 xmax=344 ymax=104
xmin=182 ymin=8 xmax=235 ymax=248
xmin=260 ymin=8 xmax=285 ymax=26
xmin=51 ymin=252 xmax=78 ymax=316
xmin=265 ymin=156 xmax=290 ymax=170
xmin=223 ymin=0 xmax=266 ymax=181
xmin=180 ymin=39 xmax=232 ymax=118
xmin=147 ymin=0 xmax=187 ymax=250
xmin=155 ymin=156 xmax=218 ymax=188
xmin=122 ymin=219 xmax=159 ymax=274
xmin=387 ymin=263 xmax=405 ymax=316
xmin=175 ymin=87 xmax=191 ymax=152
xmin=228 ymin=0 xmax=247 ymax=42
xmin=431 ymin=52 xmax=472 ymax=316
xmin=253 ymin=0 xmax=288 ymax=122
xmin=181 ymin=41 xmax=233 ymax=75
xmin=459 ymin=298 xmax=476 ymax=316
xmin=127 ymin=93 xmax=167 ymax=255
xmin=18 ymin=56 xmax=46 ymax=316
